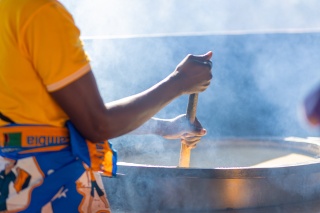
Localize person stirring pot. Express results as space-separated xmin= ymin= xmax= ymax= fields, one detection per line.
xmin=0 ymin=0 xmax=213 ymax=212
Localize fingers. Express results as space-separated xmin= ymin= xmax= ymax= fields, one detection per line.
xmin=180 ymin=127 xmax=206 ymax=148
xmin=183 ymin=65 xmax=212 ymax=94
xmin=195 ymin=81 xmax=212 ymax=92
xmin=174 ymin=52 xmax=213 ymax=95
xmin=181 ymin=136 xmax=202 ymax=144
xmin=185 ymin=51 xmax=213 ymax=70
xmin=188 ymin=54 xmax=213 ymax=70
xmin=191 ymin=117 xmax=205 ymax=132
xmin=204 ymin=51 xmax=213 ymax=60
xmin=191 ymin=51 xmax=213 ymax=61
xmin=189 ymin=58 xmax=212 ymax=69
xmin=182 ymin=128 xmax=207 ymax=138
xmin=181 ymin=137 xmax=201 ymax=149
xmin=165 ymin=114 xmax=206 ymax=149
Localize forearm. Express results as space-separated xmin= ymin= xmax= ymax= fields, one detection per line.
xmin=51 ymin=52 xmax=212 ymax=142
xmin=102 ymin=76 xmax=181 ymax=139
xmin=128 ymin=117 xmax=168 ymax=136
xmin=51 ymin=72 xmax=181 ymax=142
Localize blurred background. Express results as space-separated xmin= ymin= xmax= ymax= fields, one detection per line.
xmin=59 ymin=0 xmax=320 ymax=149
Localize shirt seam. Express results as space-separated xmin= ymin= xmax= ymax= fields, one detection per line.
xmin=47 ymin=63 xmax=91 ymax=92
xmin=18 ymin=1 xmax=58 ymax=60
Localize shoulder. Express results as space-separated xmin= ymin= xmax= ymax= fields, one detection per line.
xmin=2 ymin=0 xmax=60 ymax=16
xmin=1 ymin=0 xmax=72 ymax=32
xmin=23 ymin=0 xmax=73 ymax=24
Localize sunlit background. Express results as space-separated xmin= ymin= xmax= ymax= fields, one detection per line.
xmin=55 ymin=2 xmax=320 ymax=211
xmin=59 ymin=0 xmax=320 ymax=144
xmin=61 ymin=0 xmax=320 ymax=36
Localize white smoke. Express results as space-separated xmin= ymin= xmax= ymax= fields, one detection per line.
xmin=58 ymin=0 xmax=320 ymax=144
xmin=57 ymin=2 xmax=320 ymax=211
xmin=61 ymin=0 xmax=320 ymax=37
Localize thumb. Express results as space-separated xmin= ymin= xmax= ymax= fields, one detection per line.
xmin=191 ymin=125 xmax=207 ymax=136
xmin=191 ymin=51 xmax=213 ymax=61
xmin=203 ymin=51 xmax=213 ymax=60
xmin=197 ymin=128 xmax=207 ymax=136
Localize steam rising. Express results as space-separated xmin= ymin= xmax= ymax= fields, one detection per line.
xmin=57 ymin=1 xmax=320 ymax=211
xmin=62 ymin=0 xmax=320 ymax=36
xmin=59 ymin=1 xmax=320 ymax=153
xmin=59 ymin=0 xmax=320 ymax=139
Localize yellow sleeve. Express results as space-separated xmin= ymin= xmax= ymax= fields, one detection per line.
xmin=20 ymin=1 xmax=91 ymax=92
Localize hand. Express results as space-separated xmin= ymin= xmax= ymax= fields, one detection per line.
xmin=304 ymin=84 xmax=320 ymax=126
xmin=160 ymin=114 xmax=207 ymax=148
xmin=170 ymin=51 xmax=213 ymax=95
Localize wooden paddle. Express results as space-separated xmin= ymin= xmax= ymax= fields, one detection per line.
xmin=178 ymin=58 xmax=212 ymax=167
xmin=179 ymin=93 xmax=198 ymax=167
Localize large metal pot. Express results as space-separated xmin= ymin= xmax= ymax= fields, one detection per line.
xmin=103 ymin=137 xmax=320 ymax=212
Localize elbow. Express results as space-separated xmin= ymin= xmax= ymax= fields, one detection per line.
xmin=69 ymin=113 xmax=114 ymax=143
xmin=78 ymin=115 xmax=129 ymax=142
xmin=68 ymin=107 xmax=136 ymax=142
xmin=81 ymin=121 xmax=114 ymax=143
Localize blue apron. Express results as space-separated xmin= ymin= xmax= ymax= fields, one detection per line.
xmin=0 ymin=121 xmax=117 ymax=212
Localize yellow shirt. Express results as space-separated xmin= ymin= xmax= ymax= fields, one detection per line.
xmin=0 ymin=0 xmax=90 ymax=127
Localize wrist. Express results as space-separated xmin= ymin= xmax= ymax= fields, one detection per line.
xmin=165 ymin=72 xmax=185 ymax=97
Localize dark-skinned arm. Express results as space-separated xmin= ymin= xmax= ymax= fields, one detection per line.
xmin=50 ymin=52 xmax=213 ymax=142
xmin=129 ymin=115 xmax=207 ymax=147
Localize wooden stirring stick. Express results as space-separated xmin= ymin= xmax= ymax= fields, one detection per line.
xmin=179 ymin=93 xmax=198 ymax=167
xmin=178 ymin=58 xmax=212 ymax=167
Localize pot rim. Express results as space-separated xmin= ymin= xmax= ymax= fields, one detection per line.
xmin=115 ymin=136 xmax=320 ymax=179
